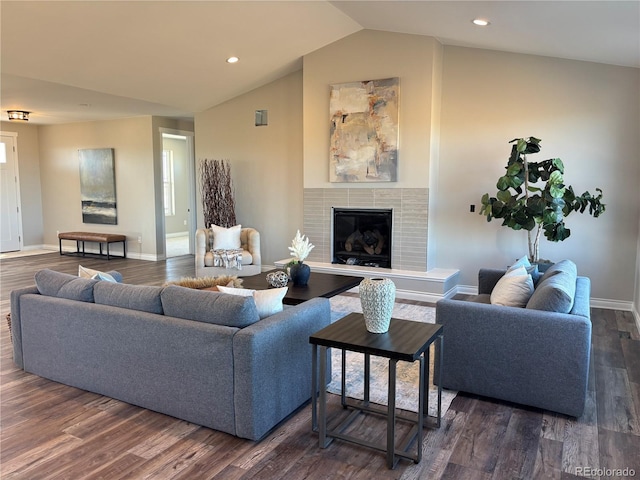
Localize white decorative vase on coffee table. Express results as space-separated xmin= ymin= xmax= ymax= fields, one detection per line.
xmin=359 ymin=277 xmax=396 ymax=333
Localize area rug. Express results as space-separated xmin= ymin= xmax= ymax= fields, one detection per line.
xmin=328 ymin=295 xmax=457 ymax=417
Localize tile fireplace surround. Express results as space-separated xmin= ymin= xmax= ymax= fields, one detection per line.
xmin=303 ymin=188 xmax=428 ymax=272
xmin=299 ymin=187 xmax=459 ymax=301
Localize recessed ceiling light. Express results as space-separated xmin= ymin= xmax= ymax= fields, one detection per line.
xmin=226 ymin=56 xmax=239 ymax=64
xmin=472 ymin=18 xmax=490 ymax=26
xmin=7 ymin=110 xmax=29 ymax=121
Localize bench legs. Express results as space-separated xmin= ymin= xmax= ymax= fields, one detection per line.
xmin=103 ymin=241 xmax=126 ymax=260
xmin=59 ymin=239 xmax=126 ymax=260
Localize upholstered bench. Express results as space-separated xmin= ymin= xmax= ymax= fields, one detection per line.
xmin=58 ymin=232 xmax=127 ymax=260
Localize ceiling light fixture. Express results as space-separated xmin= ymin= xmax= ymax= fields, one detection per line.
xmin=226 ymin=56 xmax=239 ymax=64
xmin=472 ymin=18 xmax=490 ymax=26
xmin=7 ymin=110 xmax=30 ymax=122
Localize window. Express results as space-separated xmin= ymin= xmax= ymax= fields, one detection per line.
xmin=162 ymin=150 xmax=175 ymax=216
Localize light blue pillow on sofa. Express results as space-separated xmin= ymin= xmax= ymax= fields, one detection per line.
xmin=508 ymin=255 xmax=541 ymax=285
xmin=510 ymin=255 xmax=531 ymax=269
xmin=526 ymin=260 xmax=577 ymax=313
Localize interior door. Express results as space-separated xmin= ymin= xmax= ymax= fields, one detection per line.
xmin=0 ymin=134 xmax=21 ymax=252
xmin=161 ymin=131 xmax=195 ymax=257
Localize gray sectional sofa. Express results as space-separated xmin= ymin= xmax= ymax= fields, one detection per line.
xmin=435 ymin=260 xmax=592 ymax=417
xmin=11 ymin=269 xmax=331 ymax=441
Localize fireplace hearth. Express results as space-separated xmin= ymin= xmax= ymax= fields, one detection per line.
xmin=332 ymin=208 xmax=392 ymax=268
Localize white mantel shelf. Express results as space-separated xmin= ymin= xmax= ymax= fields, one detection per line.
xmin=274 ymin=259 xmax=459 ymax=303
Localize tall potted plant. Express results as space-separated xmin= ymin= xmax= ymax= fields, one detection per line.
xmin=479 ymin=137 xmax=605 ymax=264
xmin=199 ymin=158 xmax=236 ymax=228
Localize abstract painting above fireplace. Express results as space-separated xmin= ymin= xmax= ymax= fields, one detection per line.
xmin=329 ymin=77 xmax=399 ymax=183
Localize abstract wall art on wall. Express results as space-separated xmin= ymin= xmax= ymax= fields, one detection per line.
xmin=329 ymin=77 xmax=399 ymax=183
xmin=78 ymin=148 xmax=117 ymax=224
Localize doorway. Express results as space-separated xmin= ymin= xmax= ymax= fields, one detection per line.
xmin=0 ymin=133 xmax=22 ymax=252
xmin=161 ymin=132 xmax=195 ymax=258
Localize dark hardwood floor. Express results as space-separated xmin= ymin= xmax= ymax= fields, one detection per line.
xmin=1 ymin=252 xmax=639 ymax=479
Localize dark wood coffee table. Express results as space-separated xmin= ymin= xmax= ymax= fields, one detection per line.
xmin=240 ymin=271 xmax=363 ymax=305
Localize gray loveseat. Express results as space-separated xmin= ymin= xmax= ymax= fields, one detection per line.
xmin=435 ymin=260 xmax=591 ymax=417
xmin=11 ymin=269 xmax=331 ymax=440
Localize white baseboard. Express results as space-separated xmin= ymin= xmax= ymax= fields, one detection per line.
xmin=35 ymin=244 xmax=59 ymax=253
xmin=46 ymin=243 xmax=158 ymax=262
xmin=590 ymin=297 xmax=635 ymax=311
xmin=166 ymin=231 xmax=188 ymax=239
xmin=456 ymin=285 xmax=479 ymax=296
xmin=126 ymin=252 xmax=159 ymax=261
xmin=22 ymin=244 xmax=49 ymax=251
xmin=457 ymin=284 xmax=636 ymax=313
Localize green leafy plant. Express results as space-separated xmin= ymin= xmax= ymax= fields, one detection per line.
xmin=480 ymin=137 xmax=605 ymax=263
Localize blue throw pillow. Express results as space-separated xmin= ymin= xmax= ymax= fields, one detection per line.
xmin=508 ymin=256 xmax=541 ymax=285
xmin=160 ymin=286 xmax=260 ymax=328
xmin=94 ymin=282 xmax=164 ymax=314
xmin=35 ymin=269 xmax=97 ymax=303
xmin=526 ymin=260 xmax=577 ymax=313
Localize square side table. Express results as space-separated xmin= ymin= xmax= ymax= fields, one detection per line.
xmin=309 ymin=312 xmax=443 ymax=469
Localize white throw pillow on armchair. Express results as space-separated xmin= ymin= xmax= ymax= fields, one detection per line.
xmin=211 ymin=224 xmax=241 ymax=250
xmin=490 ymin=265 xmax=534 ymax=307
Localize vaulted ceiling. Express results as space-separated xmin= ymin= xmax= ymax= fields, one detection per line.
xmin=2 ymin=1 xmax=638 ymax=125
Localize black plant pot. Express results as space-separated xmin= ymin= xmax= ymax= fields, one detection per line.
xmin=289 ymin=262 xmax=311 ymax=286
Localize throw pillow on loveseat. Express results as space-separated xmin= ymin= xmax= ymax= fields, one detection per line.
xmin=526 ymin=259 xmax=577 ymax=313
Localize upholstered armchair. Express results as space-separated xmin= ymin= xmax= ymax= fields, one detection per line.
xmin=195 ymin=227 xmax=261 ymax=278
xmin=435 ymin=261 xmax=591 ymax=417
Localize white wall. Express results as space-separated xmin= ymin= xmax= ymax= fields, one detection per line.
xmin=37 ymin=117 xmax=160 ymax=258
xmin=194 ymin=70 xmax=304 ymax=266
xmin=436 ymin=46 xmax=640 ymax=302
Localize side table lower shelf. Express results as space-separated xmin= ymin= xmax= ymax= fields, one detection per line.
xmin=309 ymin=313 xmax=444 ymax=469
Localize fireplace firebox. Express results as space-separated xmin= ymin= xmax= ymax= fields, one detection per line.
xmin=332 ymin=208 xmax=392 ymax=268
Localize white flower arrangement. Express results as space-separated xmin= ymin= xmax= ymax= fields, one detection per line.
xmin=288 ymin=230 xmax=314 ymax=263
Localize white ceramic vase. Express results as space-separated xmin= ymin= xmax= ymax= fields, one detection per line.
xmin=359 ymin=277 xmax=396 ymax=333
